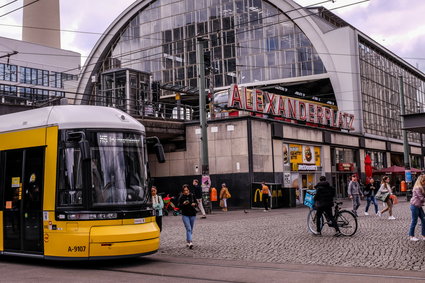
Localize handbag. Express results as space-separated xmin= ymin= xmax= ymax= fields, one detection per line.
xmin=390 ymin=194 xmax=398 ymax=205
xmin=375 ymin=190 xmax=389 ymax=202
xmin=219 ymin=199 xmax=225 ymax=207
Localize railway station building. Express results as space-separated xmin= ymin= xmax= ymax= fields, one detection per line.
xmin=75 ymin=0 xmax=425 ymax=208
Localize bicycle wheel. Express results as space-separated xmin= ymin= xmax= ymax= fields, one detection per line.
xmin=336 ymin=210 xmax=358 ymax=236
xmin=307 ymin=209 xmax=323 ymax=234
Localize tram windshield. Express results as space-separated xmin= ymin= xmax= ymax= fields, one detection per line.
xmin=58 ymin=131 xmax=148 ymax=208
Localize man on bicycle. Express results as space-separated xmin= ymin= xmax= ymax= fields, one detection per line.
xmin=314 ymin=176 xmax=341 ymax=237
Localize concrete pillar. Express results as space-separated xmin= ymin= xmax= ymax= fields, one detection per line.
xmin=22 ymin=0 xmax=61 ymax=48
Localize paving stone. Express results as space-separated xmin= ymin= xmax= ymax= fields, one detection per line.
xmin=158 ymin=199 xmax=424 ymax=271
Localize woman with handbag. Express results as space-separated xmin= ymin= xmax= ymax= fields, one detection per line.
xmin=408 ymin=175 xmax=425 ymax=241
xmin=377 ymin=176 xmax=395 ymax=219
xmin=219 ymin=183 xmax=231 ymax=212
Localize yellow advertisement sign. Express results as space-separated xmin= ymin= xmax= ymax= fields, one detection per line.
xmin=253 ymin=188 xmax=263 ymax=202
xmin=314 ymin=146 xmax=321 ymax=166
xmin=11 ymin=177 xmax=20 ymax=188
xmin=289 ymin=144 xmax=302 ymax=163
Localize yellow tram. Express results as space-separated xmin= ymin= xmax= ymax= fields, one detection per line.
xmin=0 ymin=105 xmax=162 ymax=260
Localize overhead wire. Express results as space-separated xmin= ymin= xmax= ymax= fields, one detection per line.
xmin=1 ymin=0 xmax=423 ymax=100
xmin=0 ymin=0 xmax=18 ymax=10
xmin=0 ymin=0 xmax=39 ymax=18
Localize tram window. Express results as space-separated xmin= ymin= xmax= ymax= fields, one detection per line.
xmin=57 ymin=131 xmax=149 ymax=208
xmin=58 ymin=148 xmax=83 ymax=207
xmin=91 ymin=132 xmax=148 ymax=206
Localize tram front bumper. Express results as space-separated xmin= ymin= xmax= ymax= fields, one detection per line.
xmin=89 ymin=222 xmax=160 ymax=257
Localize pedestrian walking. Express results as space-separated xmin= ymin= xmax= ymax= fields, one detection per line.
xmin=377 ymin=176 xmax=395 ymax=219
xmin=219 ymin=183 xmax=231 ymax=212
xmin=193 ymin=179 xmax=206 ymax=219
xmin=348 ymin=174 xmax=363 ymax=217
xmin=408 ymin=175 xmax=425 ymax=241
xmin=364 ymin=178 xmax=379 ymax=216
xmin=151 ymin=186 xmax=164 ymax=232
xmin=313 ymin=176 xmax=341 ymax=237
xmin=177 ymin=184 xmax=197 ymax=249
xmin=261 ymin=182 xmax=271 ymax=211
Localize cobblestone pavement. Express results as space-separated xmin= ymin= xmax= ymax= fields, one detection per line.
xmin=157 ymin=199 xmax=425 ymax=272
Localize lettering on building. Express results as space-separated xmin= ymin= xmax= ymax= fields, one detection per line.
xmin=228 ymin=84 xmax=355 ymax=131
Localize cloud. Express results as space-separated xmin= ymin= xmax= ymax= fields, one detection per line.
xmin=60 ymin=0 xmax=135 ymax=64
xmin=295 ymin=0 xmax=425 ymax=72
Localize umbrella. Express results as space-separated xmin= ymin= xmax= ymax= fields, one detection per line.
xmin=375 ymin=165 xmax=422 ymax=174
xmin=364 ymin=154 xmax=373 ymax=180
xmin=364 ymin=154 xmax=373 ymax=184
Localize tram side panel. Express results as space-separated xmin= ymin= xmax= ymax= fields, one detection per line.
xmin=0 ymin=127 xmax=49 ymax=254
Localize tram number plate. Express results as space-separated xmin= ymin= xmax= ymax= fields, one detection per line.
xmin=134 ymin=218 xmax=145 ymax=224
xmin=68 ymin=246 xmax=86 ymax=252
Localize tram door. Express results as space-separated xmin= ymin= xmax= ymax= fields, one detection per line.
xmin=3 ymin=147 xmax=44 ymax=253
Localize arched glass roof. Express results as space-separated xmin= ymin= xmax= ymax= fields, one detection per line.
xmin=100 ymin=0 xmax=326 ymax=92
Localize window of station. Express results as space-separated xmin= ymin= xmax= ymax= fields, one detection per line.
xmin=102 ymin=0 xmax=327 ymax=94
xmin=359 ymin=40 xmax=425 ymax=143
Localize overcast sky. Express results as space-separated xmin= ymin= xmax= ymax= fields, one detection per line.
xmin=0 ymin=0 xmax=424 ymax=72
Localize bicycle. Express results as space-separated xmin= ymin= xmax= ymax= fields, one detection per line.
xmin=307 ymin=201 xmax=358 ymax=236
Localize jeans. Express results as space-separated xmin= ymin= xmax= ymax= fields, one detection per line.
xmin=182 ymin=215 xmax=196 ymax=242
xmin=409 ymin=205 xmax=425 ymax=237
xmin=352 ymin=194 xmax=361 ymax=212
xmin=365 ymin=196 xmax=378 ymax=213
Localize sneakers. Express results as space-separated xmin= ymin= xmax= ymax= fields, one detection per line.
xmin=313 ymin=232 xmax=322 ymax=236
xmin=352 ymin=210 xmax=358 ymax=217
xmin=377 ymin=211 xmax=382 ymax=217
xmin=410 ymin=237 xmax=419 ymax=241
xmin=188 ymin=242 xmax=193 ymax=249
xmin=388 ymin=216 xmax=396 ymax=220
xmin=364 ymin=212 xmax=369 ymax=216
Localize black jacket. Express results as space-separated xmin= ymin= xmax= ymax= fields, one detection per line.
xmin=177 ymin=193 xmax=197 ymax=216
xmin=363 ymin=182 xmax=378 ymax=197
xmin=314 ymin=181 xmax=334 ymax=208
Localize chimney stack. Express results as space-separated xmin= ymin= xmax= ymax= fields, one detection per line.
xmin=22 ymin=0 xmax=61 ymax=48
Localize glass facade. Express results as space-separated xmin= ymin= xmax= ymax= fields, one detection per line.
xmin=0 ymin=63 xmax=17 ymax=82
xmin=359 ymin=39 xmax=425 ymax=143
xmin=0 ymin=64 xmax=76 ymax=103
xmin=101 ymin=0 xmax=326 ymax=95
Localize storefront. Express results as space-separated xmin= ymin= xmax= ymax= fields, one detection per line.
xmin=365 ymin=150 xmax=387 ymax=171
xmin=284 ymin=143 xmax=322 ymax=204
xmin=331 ymin=147 xmax=359 ymax=198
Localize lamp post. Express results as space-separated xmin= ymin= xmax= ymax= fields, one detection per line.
xmin=196 ymin=37 xmax=211 ymax=210
xmin=399 ymin=76 xmax=412 ymax=200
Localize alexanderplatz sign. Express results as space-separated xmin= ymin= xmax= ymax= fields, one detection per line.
xmin=227 ymin=84 xmax=355 ymax=131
